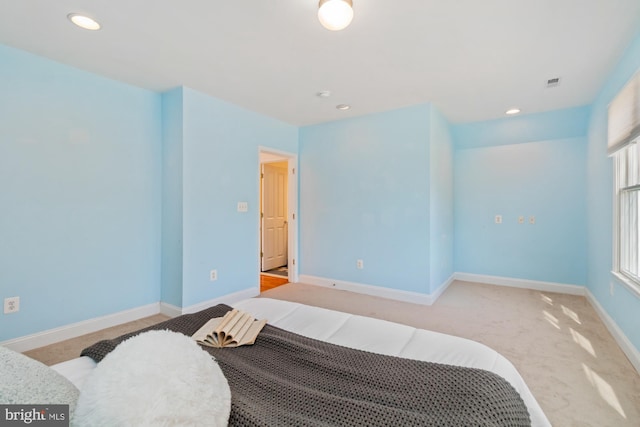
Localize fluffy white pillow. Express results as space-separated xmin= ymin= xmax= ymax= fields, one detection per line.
xmin=72 ymin=330 xmax=231 ymax=427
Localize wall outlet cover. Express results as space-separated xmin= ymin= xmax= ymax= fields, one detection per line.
xmin=4 ymin=296 xmax=20 ymax=314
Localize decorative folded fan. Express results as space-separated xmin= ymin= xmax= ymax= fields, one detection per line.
xmin=192 ymin=309 xmax=267 ymax=348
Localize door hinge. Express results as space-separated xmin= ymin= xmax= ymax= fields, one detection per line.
xmin=292 ymin=259 xmax=296 ymax=266
xmin=261 ymin=212 xmax=264 ymax=218
xmin=292 ymin=168 xmax=295 ymax=174
xmin=292 ymin=213 xmax=295 ymax=220
xmin=260 ymin=252 xmax=263 ymax=258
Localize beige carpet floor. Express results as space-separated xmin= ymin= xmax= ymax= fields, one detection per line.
xmin=260 ymin=281 xmax=640 ymax=427
xmin=24 ymin=314 xmax=169 ymax=366
xmin=24 ymin=280 xmax=640 ymax=426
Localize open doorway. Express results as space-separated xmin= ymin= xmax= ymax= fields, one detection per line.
xmin=259 ymin=148 xmax=298 ymax=292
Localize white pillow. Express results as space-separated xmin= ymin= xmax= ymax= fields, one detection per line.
xmin=0 ymin=346 xmax=79 ymax=413
xmin=72 ymin=330 xmax=231 ymax=427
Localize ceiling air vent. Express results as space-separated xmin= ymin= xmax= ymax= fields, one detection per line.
xmin=546 ymin=77 xmax=561 ymax=88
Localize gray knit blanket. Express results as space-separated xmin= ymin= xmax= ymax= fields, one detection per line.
xmin=81 ymin=304 xmax=530 ymax=426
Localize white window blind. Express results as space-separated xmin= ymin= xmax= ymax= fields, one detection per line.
xmin=608 ymin=71 xmax=640 ymax=156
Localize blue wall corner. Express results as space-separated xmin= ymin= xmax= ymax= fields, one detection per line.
xmin=160 ymin=88 xmax=184 ymax=307
xmin=429 ymin=106 xmax=454 ymax=292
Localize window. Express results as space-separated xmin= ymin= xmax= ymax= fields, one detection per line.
xmin=615 ymin=143 xmax=640 ymax=286
xmin=610 ymin=70 xmax=640 ymax=292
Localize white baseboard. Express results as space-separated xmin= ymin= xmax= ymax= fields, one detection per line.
xmin=1 ymin=303 xmax=161 ymax=353
xmin=454 ymin=272 xmax=586 ymax=296
xmin=160 ymin=287 xmax=260 ymax=317
xmin=159 ymin=302 xmax=182 ymax=318
xmin=298 ymin=274 xmax=444 ymax=305
xmin=182 ymin=287 xmax=260 ymax=314
xmin=431 ymin=274 xmax=456 ymax=302
xmin=585 ymin=289 xmax=640 ymax=374
xmin=1 ymin=287 xmax=262 ymax=353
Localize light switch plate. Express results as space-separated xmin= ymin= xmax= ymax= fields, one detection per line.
xmin=237 ymin=202 xmax=248 ymax=212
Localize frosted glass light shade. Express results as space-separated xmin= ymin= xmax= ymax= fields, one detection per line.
xmin=318 ymin=0 xmax=354 ymax=31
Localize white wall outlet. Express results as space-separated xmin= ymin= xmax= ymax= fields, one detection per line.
xmin=210 ymin=270 xmax=218 ymax=281
xmin=495 ymin=215 xmax=502 ymax=224
xmin=237 ymin=202 xmax=248 ymax=212
xmin=529 ymin=216 xmax=536 ymax=224
xmin=4 ymin=296 xmax=20 ymax=314
xmin=356 ymin=259 xmax=364 ymax=269
xmin=518 ymin=216 xmax=525 ymax=224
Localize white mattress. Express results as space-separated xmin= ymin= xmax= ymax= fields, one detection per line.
xmin=52 ymin=297 xmax=550 ymax=426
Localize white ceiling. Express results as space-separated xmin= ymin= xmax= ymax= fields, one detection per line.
xmin=1 ymin=1 xmax=639 ymax=126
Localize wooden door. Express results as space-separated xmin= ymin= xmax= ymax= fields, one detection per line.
xmin=261 ymin=162 xmax=288 ymax=271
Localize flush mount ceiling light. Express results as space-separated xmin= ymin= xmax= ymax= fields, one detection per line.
xmin=318 ymin=0 xmax=354 ymax=31
xmin=336 ymin=104 xmax=351 ymax=110
xmin=67 ymin=13 xmax=101 ymax=31
xmin=505 ymin=108 xmax=521 ymax=115
xmin=317 ymin=90 xmax=332 ymax=98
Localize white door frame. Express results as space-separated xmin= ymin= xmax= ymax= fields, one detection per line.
xmin=258 ymin=146 xmax=299 ymax=284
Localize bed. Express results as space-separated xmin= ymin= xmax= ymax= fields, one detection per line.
xmin=51 ymin=297 xmax=550 ymax=426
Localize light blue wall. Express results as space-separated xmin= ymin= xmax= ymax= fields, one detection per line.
xmin=161 ymin=88 xmax=184 ymax=307
xmin=0 ymin=45 xmax=162 ymax=341
xmin=180 ymin=87 xmax=298 ymax=306
xmin=453 ymin=110 xmax=589 ymax=285
xmin=586 ymin=30 xmax=640 ymax=350
xmin=454 ymin=106 xmax=592 ymax=149
xmin=429 ymin=107 xmax=454 ymax=292
xmin=299 ymin=105 xmax=433 ymax=294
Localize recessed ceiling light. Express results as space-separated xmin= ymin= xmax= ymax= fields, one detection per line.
xmin=67 ymin=13 xmax=101 ymax=31
xmin=336 ymin=104 xmax=351 ymax=110
xmin=505 ymin=108 xmax=521 ymax=115
xmin=317 ymin=91 xmax=331 ymax=98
